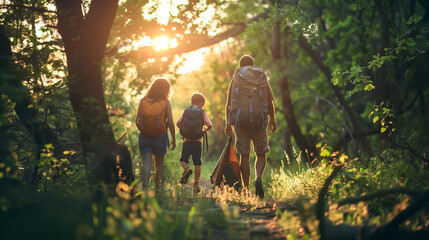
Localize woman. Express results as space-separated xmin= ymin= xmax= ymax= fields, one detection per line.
xmin=136 ymin=78 xmax=176 ymax=191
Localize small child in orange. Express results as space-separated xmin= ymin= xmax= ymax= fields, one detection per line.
xmin=176 ymin=93 xmax=212 ymax=193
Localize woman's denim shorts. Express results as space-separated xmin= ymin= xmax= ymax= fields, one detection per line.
xmin=138 ymin=132 xmax=169 ymax=156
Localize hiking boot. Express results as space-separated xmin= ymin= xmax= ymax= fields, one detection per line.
xmin=254 ymin=178 xmax=264 ymax=199
xmin=180 ymin=168 xmax=193 ymax=184
xmin=193 ymin=186 xmax=201 ymax=194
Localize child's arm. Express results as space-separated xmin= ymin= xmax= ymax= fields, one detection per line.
xmin=166 ymin=101 xmax=176 ymax=150
xmin=203 ymin=111 xmax=212 ymax=132
xmin=176 ymin=113 xmax=183 ymax=128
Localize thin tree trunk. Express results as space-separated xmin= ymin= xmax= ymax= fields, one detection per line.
xmin=294 ymin=30 xmax=373 ymax=155
xmin=272 ymin=23 xmax=318 ymax=163
xmin=283 ymin=125 xmax=293 ymax=161
xmin=279 ymin=76 xmax=319 ymax=163
xmin=1 ymin=25 xmax=61 ymax=189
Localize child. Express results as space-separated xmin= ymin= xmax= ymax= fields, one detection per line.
xmin=176 ymin=93 xmax=212 ymax=193
xmin=136 ymin=78 xmax=176 ymax=192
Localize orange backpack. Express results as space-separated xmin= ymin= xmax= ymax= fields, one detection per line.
xmin=135 ymin=98 xmax=168 ymax=136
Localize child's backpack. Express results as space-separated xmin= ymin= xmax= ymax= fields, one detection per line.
xmin=229 ymin=66 xmax=269 ymax=129
xmin=180 ymin=106 xmax=205 ymax=139
xmin=135 ymin=98 xmax=167 ymax=136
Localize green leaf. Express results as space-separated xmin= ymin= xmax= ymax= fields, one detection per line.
xmin=339 ymin=154 xmax=348 ymax=164
xmin=373 ymin=116 xmax=379 ymax=123
xmin=380 ymin=127 xmax=387 ymax=133
xmin=320 ymin=149 xmax=331 ymax=157
xmin=407 ymin=14 xmax=423 ymax=25
xmin=364 ymin=83 xmax=375 ymax=91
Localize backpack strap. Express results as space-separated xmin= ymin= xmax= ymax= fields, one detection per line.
xmin=202 ymin=109 xmax=208 ymax=152
xmin=203 ymin=131 xmax=208 ymax=153
xmin=235 ymin=109 xmax=241 ymax=133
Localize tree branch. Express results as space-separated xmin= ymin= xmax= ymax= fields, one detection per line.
xmin=119 ymin=10 xmax=269 ymax=60
xmin=317 ymin=165 xmax=344 ymax=240
xmin=337 ymin=187 xmax=423 ymax=207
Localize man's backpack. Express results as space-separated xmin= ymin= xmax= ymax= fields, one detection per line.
xmin=180 ymin=106 xmax=205 ymax=139
xmin=229 ymin=66 xmax=269 ymax=129
xmin=135 ymin=98 xmax=167 ymax=136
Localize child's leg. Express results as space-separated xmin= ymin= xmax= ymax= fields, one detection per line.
xmin=181 ymin=161 xmax=189 ymax=170
xmin=154 ymin=154 xmax=165 ymax=190
xmin=180 ymin=142 xmax=191 ymax=170
xmin=141 ymin=152 xmax=153 ymax=190
xmin=193 ymin=165 xmax=201 ymax=188
xmin=179 ymin=142 xmax=193 ymax=184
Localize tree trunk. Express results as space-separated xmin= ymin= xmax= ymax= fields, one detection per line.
xmin=55 ymin=0 xmax=133 ymax=187
xmin=295 ymin=31 xmax=373 ymax=155
xmin=272 ymin=24 xmax=318 ymax=163
xmin=279 ymin=76 xmax=319 ymax=163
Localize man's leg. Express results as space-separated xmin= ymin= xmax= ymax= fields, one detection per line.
xmin=254 ymin=153 xmax=267 ymax=198
xmin=154 ymin=154 xmax=165 ymax=190
xmin=255 ymin=154 xmax=267 ymax=179
xmin=240 ymin=154 xmax=250 ymax=189
xmin=141 ymin=152 xmax=153 ymax=191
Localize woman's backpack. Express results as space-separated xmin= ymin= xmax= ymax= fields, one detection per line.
xmin=135 ymin=98 xmax=167 ymax=136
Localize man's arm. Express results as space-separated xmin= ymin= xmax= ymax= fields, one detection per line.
xmin=225 ymin=80 xmax=233 ymax=125
xmin=225 ymin=80 xmax=234 ymax=136
xmin=267 ymin=83 xmax=277 ymax=133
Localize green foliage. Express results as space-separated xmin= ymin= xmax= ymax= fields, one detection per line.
xmin=269 ymin=150 xmax=329 ymax=202
xmin=1 ymin=0 xmax=429 ymax=238
xmin=369 ymin=102 xmax=395 ymax=134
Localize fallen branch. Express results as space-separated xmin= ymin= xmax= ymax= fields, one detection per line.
xmin=368 ymin=189 xmax=429 ymax=240
xmin=337 ymin=187 xmax=423 ymax=207
xmin=316 ymin=165 xmax=344 ymax=240
xmin=391 ymin=139 xmax=429 ymax=164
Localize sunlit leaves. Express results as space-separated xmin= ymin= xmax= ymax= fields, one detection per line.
xmin=407 ymin=13 xmax=423 ymax=25
xmin=331 ymin=66 xmax=374 ymax=97
xmin=368 ymin=53 xmax=397 ymax=70
xmin=369 ymin=102 xmax=395 ymax=134
xmin=320 ymin=146 xmax=331 ymax=158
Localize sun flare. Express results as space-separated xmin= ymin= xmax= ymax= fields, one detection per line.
xmin=154 ymin=36 xmax=170 ymax=51
xmin=177 ymin=48 xmax=207 ymax=74
xmin=128 ymin=1 xmax=217 ymax=73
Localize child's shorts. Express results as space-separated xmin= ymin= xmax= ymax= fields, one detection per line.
xmin=180 ymin=141 xmax=202 ymax=166
xmin=139 ymin=132 xmax=169 ymax=156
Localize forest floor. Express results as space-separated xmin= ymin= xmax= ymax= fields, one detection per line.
xmin=178 ymin=179 xmax=297 ymax=240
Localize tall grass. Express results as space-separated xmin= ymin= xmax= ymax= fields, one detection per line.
xmin=268 ymin=150 xmax=328 ymax=202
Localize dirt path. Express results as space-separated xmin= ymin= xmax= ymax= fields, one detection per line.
xmin=237 ymin=201 xmax=296 ymax=240
xmin=180 ymin=179 xmax=297 ymax=239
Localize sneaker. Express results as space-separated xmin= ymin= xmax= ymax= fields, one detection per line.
xmin=180 ymin=168 xmax=193 ymax=184
xmin=254 ymin=178 xmax=264 ymax=199
xmin=193 ymin=186 xmax=201 ymax=194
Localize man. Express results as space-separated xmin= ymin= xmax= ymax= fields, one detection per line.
xmin=225 ymin=55 xmax=277 ymax=199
